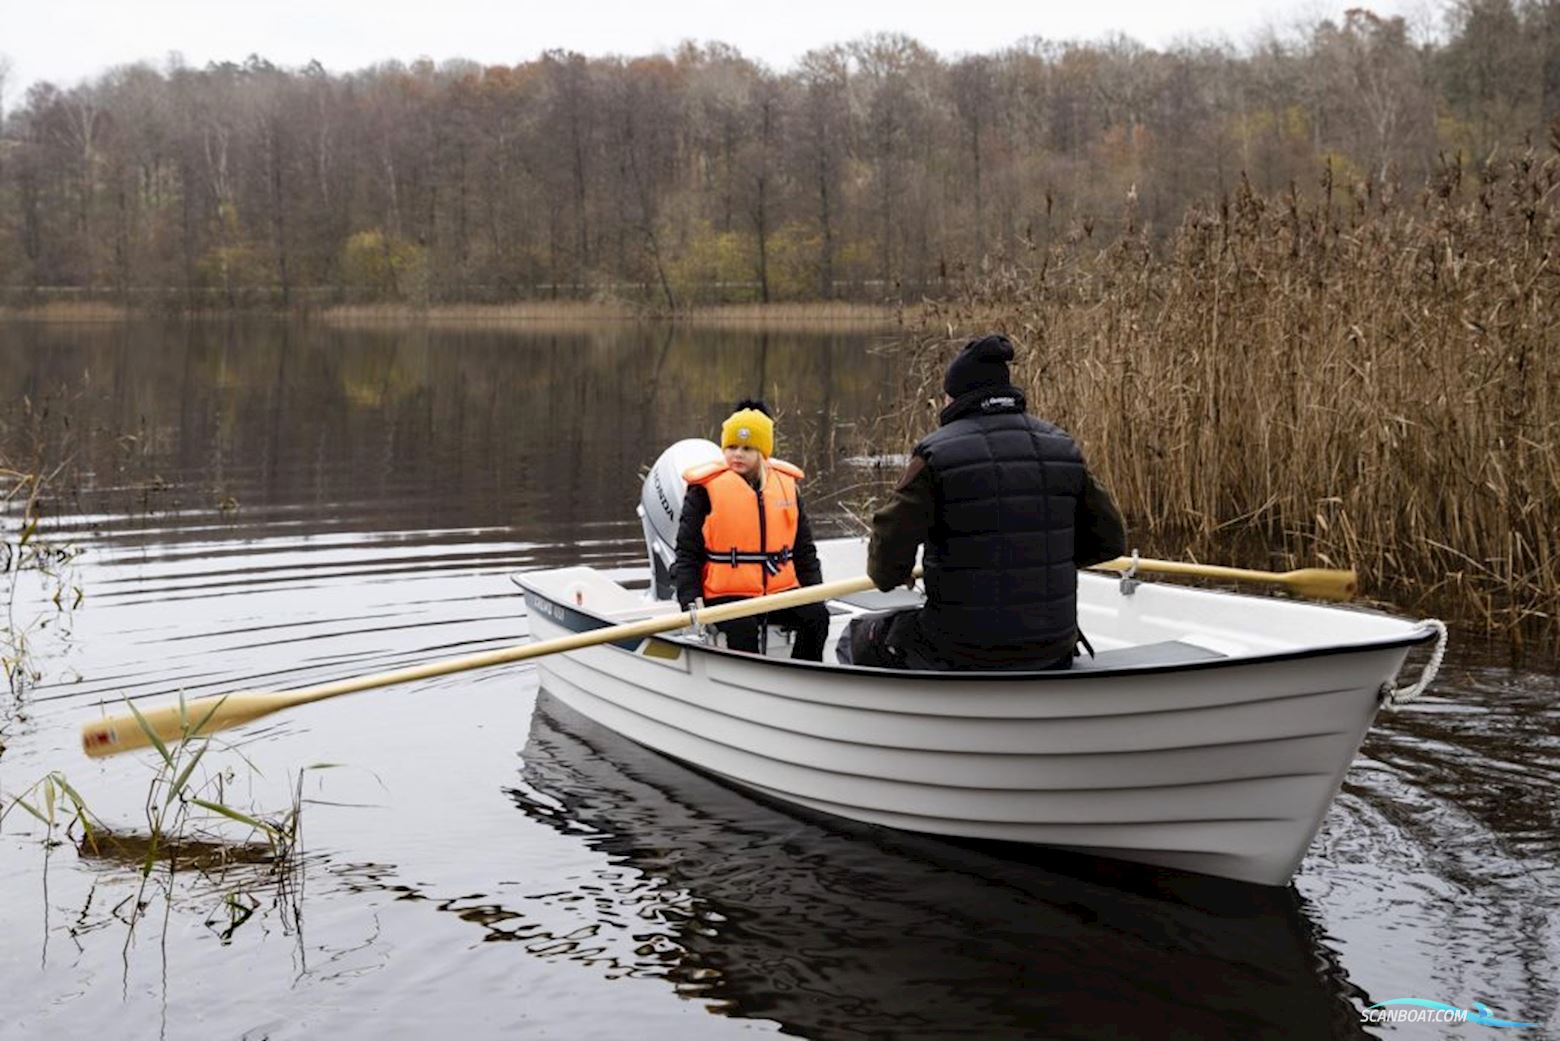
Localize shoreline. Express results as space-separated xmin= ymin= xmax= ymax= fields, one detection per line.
xmin=0 ymin=299 xmax=908 ymax=329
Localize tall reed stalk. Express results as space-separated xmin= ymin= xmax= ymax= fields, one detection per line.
xmin=1 ymin=398 xmax=82 ymax=701
xmin=892 ymin=143 xmax=1558 ymax=639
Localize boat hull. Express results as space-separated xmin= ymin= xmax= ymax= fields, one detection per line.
xmin=522 ymin=600 xmax=1416 ymax=886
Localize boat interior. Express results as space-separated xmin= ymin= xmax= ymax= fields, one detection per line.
xmin=522 ymin=537 xmax=1427 ymax=672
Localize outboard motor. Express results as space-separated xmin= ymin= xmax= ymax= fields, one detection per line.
xmin=638 ymin=438 xmax=722 ymax=602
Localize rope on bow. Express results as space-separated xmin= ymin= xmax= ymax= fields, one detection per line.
xmin=1381 ymin=619 xmax=1449 ymax=709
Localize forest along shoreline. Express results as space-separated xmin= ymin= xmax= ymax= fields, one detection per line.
xmin=3 ymin=14 xmax=1556 ymax=313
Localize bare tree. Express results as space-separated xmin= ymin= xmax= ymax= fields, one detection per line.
xmin=793 ymin=46 xmax=851 ymax=298
xmin=541 ymin=51 xmax=596 ymax=288
xmin=951 ymin=55 xmax=996 ymax=256
xmin=0 ymin=54 xmax=12 ymax=125
xmin=1440 ymin=0 xmax=1538 ymax=157
xmin=606 ymin=57 xmax=680 ymax=310
xmin=851 ymin=33 xmax=937 ymax=293
xmin=1312 ymin=11 xmax=1435 ymax=181
xmin=743 ymin=70 xmax=784 ymax=303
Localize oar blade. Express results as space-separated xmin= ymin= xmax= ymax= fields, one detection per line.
xmin=1093 ymin=556 xmax=1359 ymax=602
xmin=1282 ymin=568 xmax=1359 ymax=602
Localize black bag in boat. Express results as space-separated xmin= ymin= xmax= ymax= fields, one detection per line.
xmin=836 ymin=608 xmax=927 ymax=669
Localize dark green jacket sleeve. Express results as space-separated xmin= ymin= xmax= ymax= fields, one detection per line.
xmin=1074 ymin=471 xmax=1127 ymax=568
xmin=867 ymin=455 xmax=934 ymax=591
xmin=672 ymin=485 xmax=711 ymax=608
xmin=793 ymin=492 xmax=823 ymax=587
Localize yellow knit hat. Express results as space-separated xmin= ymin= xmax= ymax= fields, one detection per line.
xmin=720 ymin=407 xmax=774 ymax=458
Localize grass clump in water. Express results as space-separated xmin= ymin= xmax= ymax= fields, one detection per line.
xmin=2 ymin=702 xmax=324 ymax=948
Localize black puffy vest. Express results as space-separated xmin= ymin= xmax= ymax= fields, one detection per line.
xmin=915 ymin=387 xmax=1086 ymax=663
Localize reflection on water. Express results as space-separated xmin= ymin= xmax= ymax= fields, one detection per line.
xmin=3 ymin=318 xmax=898 ymax=726
xmin=3 ymin=319 xmax=898 ymax=552
xmin=514 ymin=694 xmax=1368 ymax=1040
xmin=1 ymin=319 xmax=1557 ymax=1040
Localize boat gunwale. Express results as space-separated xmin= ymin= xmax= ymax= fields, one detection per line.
xmin=516 ymin=576 xmax=1438 ymax=682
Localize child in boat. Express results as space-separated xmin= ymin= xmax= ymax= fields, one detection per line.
xmin=672 ymin=400 xmax=830 ymax=661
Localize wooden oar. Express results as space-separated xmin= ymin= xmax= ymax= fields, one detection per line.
xmin=82 ymin=554 xmax=1354 ymax=758
xmin=1090 ymin=556 xmax=1358 ymax=602
xmin=80 ymin=572 xmax=886 ymax=759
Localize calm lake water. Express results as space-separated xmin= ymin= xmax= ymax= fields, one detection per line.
xmin=1 ymin=319 xmax=1557 ymax=1040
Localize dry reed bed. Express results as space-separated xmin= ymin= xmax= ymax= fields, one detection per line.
xmin=898 ymin=150 xmax=1558 ymax=637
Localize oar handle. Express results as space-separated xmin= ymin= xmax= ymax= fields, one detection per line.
xmin=82 ymin=693 xmax=284 ymax=756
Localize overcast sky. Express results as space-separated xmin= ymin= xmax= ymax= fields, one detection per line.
xmin=2 ymin=0 xmax=1438 ymax=101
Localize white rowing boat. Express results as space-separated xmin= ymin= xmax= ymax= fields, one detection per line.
xmin=515 ymin=441 xmax=1443 ymax=887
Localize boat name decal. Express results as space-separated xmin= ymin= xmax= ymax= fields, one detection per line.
xmin=527 ymin=594 xmax=570 ymax=624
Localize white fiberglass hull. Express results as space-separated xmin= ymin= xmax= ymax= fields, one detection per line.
xmin=517 ymin=539 xmax=1434 ymax=886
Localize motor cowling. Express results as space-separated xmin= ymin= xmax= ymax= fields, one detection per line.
xmin=638 ymin=438 xmax=722 ymax=602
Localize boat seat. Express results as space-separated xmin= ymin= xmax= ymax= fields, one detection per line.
xmin=825 ymin=589 xmax=1226 ymax=670
xmin=833 ymin=587 xmax=925 ymax=611
xmin=1071 ymin=639 xmax=1226 ymax=670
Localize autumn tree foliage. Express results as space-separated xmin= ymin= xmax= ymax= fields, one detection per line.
xmin=0 ymin=4 xmax=1555 ymax=307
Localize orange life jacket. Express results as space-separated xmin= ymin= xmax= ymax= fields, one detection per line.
xmin=683 ymin=458 xmax=805 ymax=600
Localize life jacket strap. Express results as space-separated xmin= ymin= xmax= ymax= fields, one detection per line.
xmin=705 ymin=546 xmax=794 ymax=575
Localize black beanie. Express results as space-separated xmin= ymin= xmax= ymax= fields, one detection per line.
xmin=944 ymin=335 xmax=1015 ymax=397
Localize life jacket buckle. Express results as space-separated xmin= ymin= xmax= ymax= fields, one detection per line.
xmin=762 ymin=546 xmax=793 ymax=575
